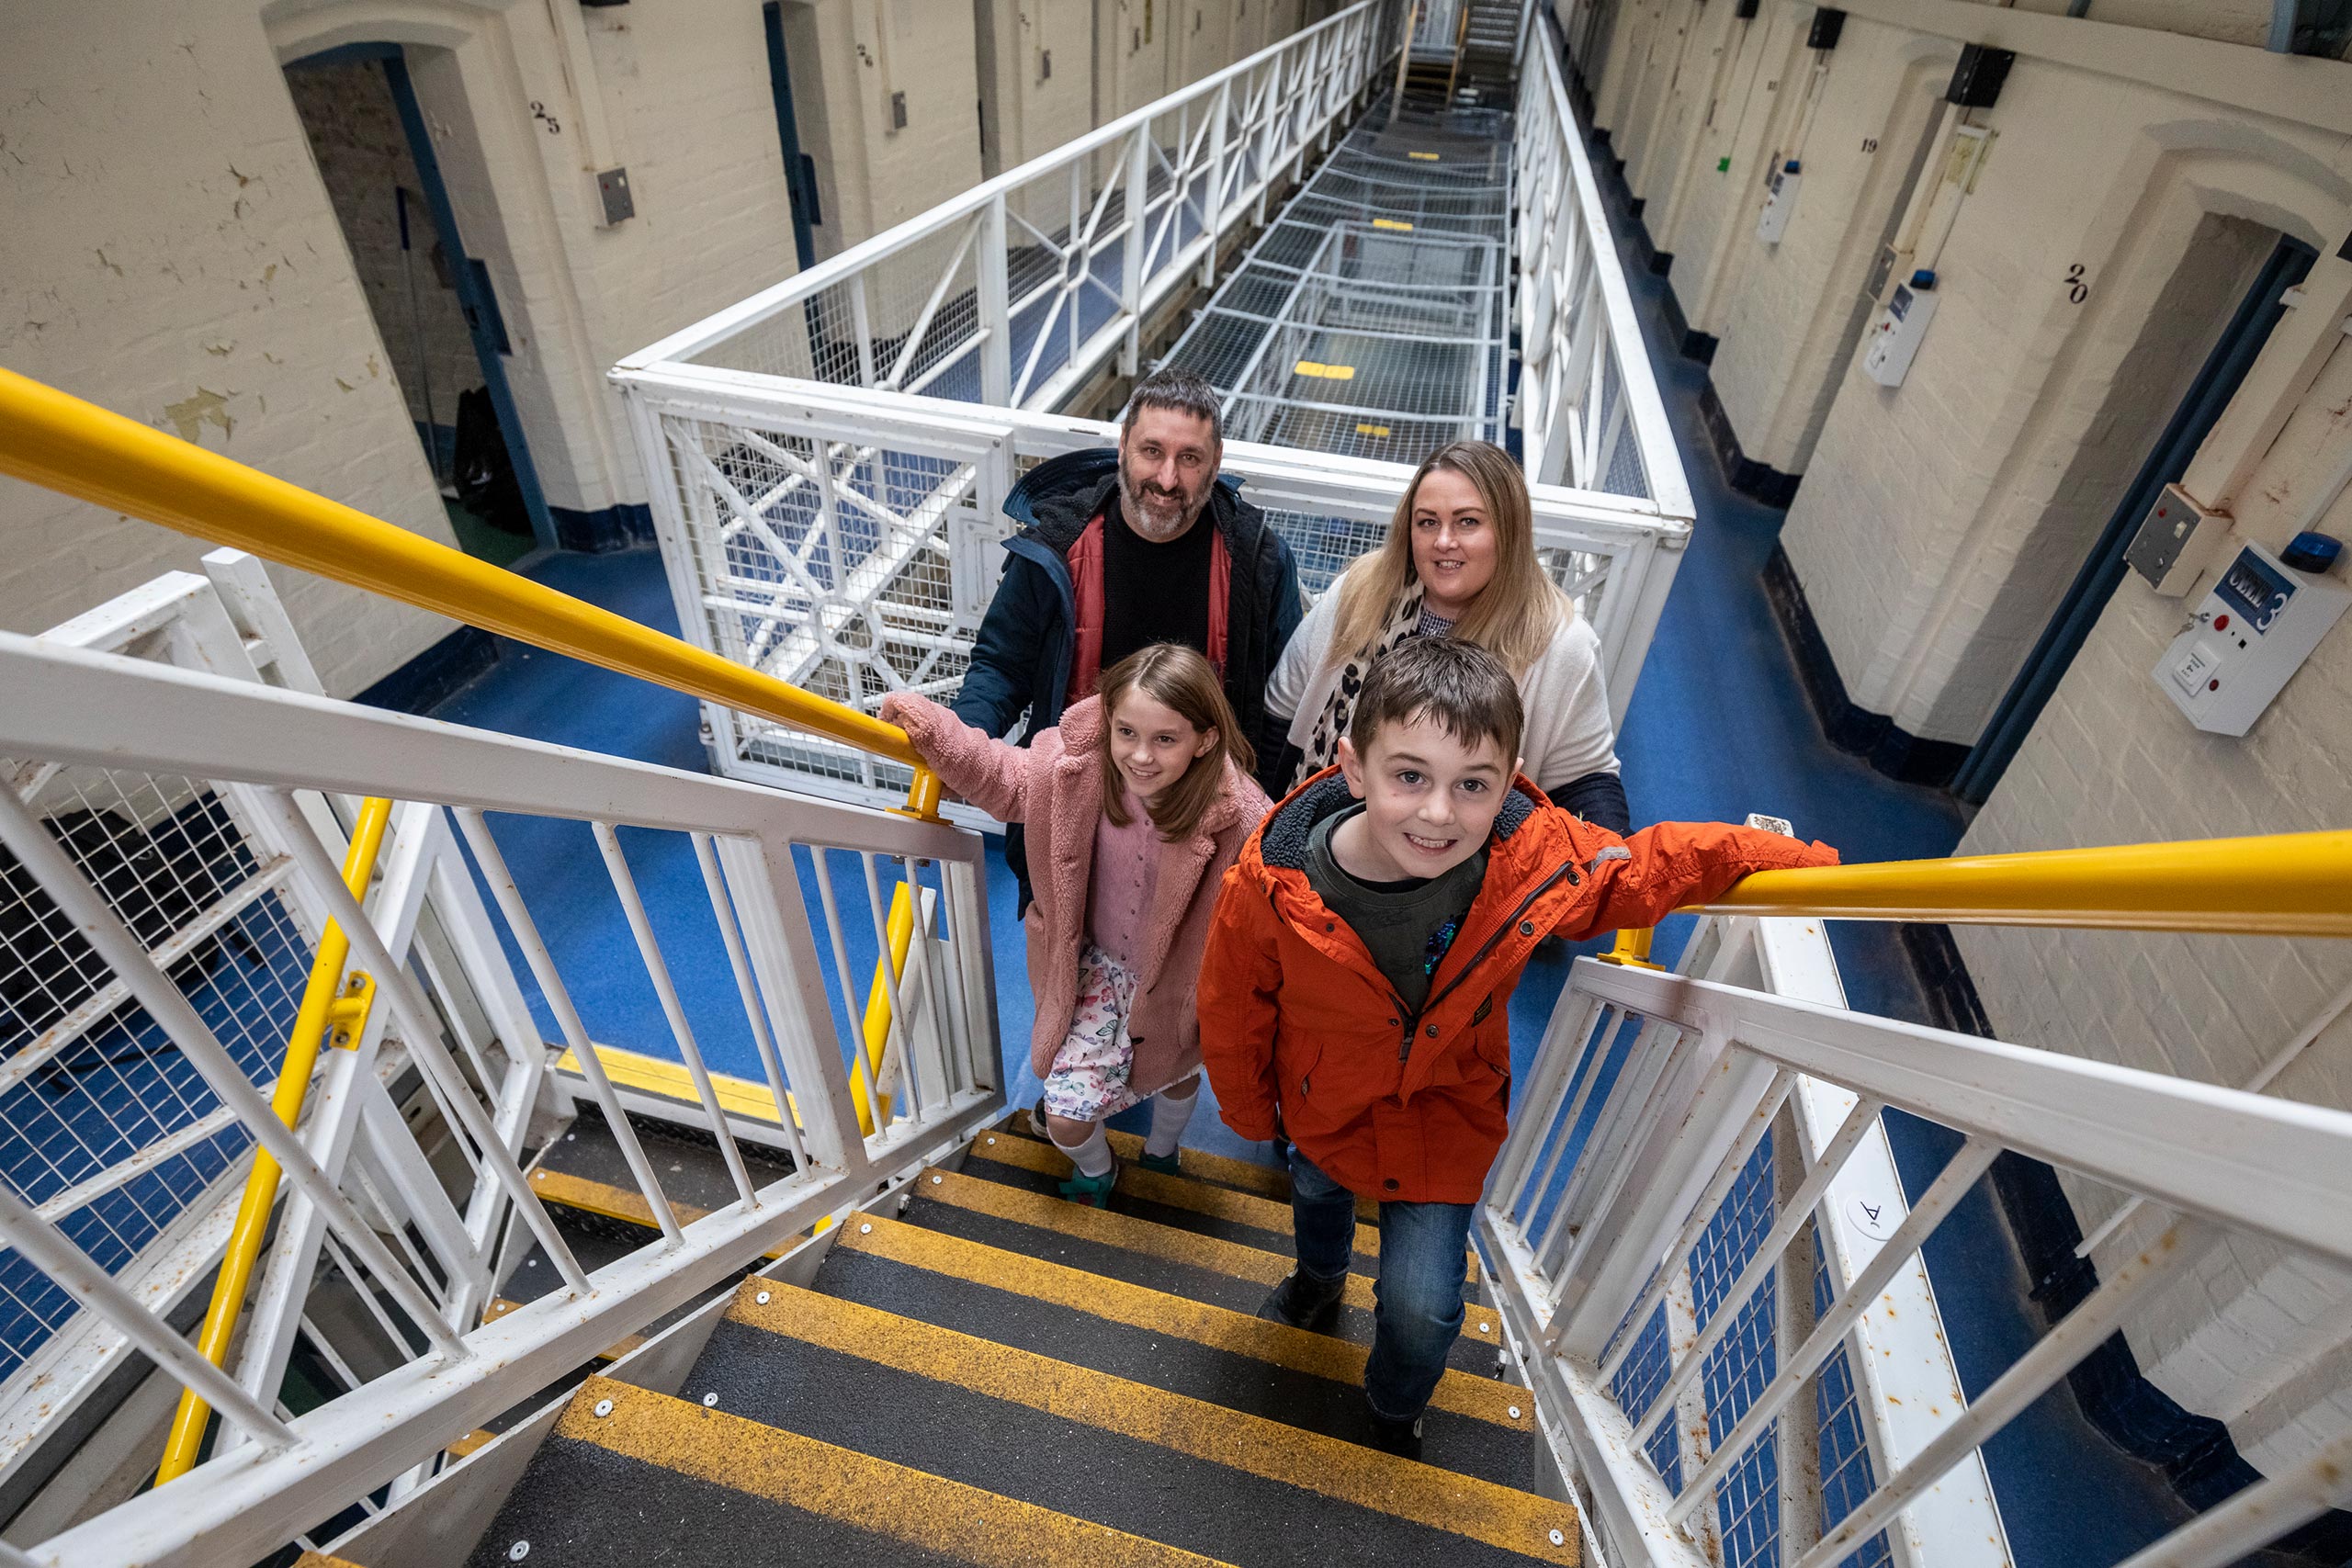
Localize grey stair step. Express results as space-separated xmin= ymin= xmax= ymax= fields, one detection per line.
xmin=895 ymin=1175 xmax=1518 ymax=1382
xmin=462 ymin=1378 xmax=1225 ymax=1567
xmin=537 ymin=1100 xmax=794 ymax=1224
xmin=815 ymin=1220 xmax=1536 ymax=1482
xmin=681 ymin=1287 xmax=1576 ymax=1567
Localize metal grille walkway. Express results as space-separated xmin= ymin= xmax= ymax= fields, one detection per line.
xmin=1159 ymin=98 xmax=1512 ymax=467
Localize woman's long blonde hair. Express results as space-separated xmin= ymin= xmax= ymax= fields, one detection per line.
xmin=1328 ymin=440 xmax=1569 ymax=677
xmin=1096 ymin=644 xmax=1253 ymax=840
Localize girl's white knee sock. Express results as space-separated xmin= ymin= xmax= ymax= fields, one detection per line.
xmin=1146 ymin=1078 xmax=1201 ymax=1159
xmin=1051 ymin=1120 xmax=1114 ymax=1179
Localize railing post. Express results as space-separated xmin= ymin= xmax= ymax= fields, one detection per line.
xmin=1201 ymin=80 xmax=1231 ymax=288
xmin=978 ymin=194 xmax=1012 ymax=406
xmin=1121 ymin=127 xmax=1149 ymax=376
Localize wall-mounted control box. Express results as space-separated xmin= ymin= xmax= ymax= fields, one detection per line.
xmin=2155 ymin=541 xmax=2349 ymax=736
xmin=2123 ymin=482 xmax=2231 ymax=596
xmin=1757 ymin=160 xmax=1802 ymax=244
xmin=1861 ymin=270 xmax=1939 ymax=386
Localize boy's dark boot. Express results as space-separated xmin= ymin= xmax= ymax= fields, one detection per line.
xmin=1366 ymin=1410 xmax=1425 ymax=1461
xmin=1257 ymin=1270 xmax=1346 ymax=1333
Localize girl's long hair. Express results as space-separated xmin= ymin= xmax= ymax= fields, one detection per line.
xmin=1096 ymin=644 xmax=1254 ymax=840
xmin=1327 ymin=440 xmax=1569 ymax=677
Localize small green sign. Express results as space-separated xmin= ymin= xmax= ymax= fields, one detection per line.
xmin=1717 ymin=156 xmax=1732 ymax=173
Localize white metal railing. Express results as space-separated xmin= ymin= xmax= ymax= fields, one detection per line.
xmin=614 ymin=6 xmax=1692 ymax=816
xmin=611 ymin=371 xmax=1689 ymax=813
xmin=1516 ymin=8 xmax=1691 ymax=513
xmin=1482 ymin=910 xmax=2352 ymax=1568
xmin=618 ymin=1 xmax=1395 ymax=413
xmin=0 ymin=596 xmax=1001 ymax=1568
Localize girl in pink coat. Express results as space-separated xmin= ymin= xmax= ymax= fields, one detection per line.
xmin=881 ymin=644 xmax=1271 ymax=1203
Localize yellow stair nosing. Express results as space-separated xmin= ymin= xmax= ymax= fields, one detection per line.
xmin=445 ymin=1427 xmax=499 ymax=1459
xmin=520 ymin=1165 xmax=794 ymax=1259
xmin=913 ymin=1168 xmax=1500 ymax=1348
xmin=967 ymin=1132 xmax=1385 ymax=1257
xmin=555 ymin=1043 xmax=796 ymax=1128
xmin=843 ymin=1214 xmax=1528 ymax=1430
xmin=726 ymin=1284 xmax=1575 ymax=1562
xmin=563 ymin=1375 xmax=1238 ymax=1568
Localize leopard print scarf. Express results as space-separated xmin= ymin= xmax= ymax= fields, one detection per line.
xmin=1295 ymin=581 xmax=1426 ymax=787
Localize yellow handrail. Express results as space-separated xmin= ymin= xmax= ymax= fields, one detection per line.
xmin=156 ymin=796 xmax=395 ymax=1485
xmin=1690 ymin=829 xmax=2352 ymax=938
xmin=0 ymin=367 xmax=942 ymax=817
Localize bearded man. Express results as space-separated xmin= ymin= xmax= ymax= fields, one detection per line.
xmin=950 ymin=367 xmax=1303 ymax=898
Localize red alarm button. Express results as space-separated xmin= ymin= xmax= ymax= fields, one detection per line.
xmin=2213 ymin=614 xmax=2230 ymax=632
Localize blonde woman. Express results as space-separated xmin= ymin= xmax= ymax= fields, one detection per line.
xmin=1262 ymin=440 xmax=1630 ymax=832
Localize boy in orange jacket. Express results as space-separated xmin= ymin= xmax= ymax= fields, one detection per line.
xmin=1198 ymin=637 xmax=1838 ymax=1457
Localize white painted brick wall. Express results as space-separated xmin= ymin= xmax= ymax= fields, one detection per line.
xmin=0 ymin=1 xmax=463 ymax=698
xmin=1955 ymin=333 xmax=2352 ymax=1468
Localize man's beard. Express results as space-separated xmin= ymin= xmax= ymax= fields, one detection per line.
xmin=1118 ymin=466 xmax=1207 ymax=543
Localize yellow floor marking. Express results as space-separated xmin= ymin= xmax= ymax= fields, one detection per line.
xmin=515 ymin=1168 xmax=793 ymax=1258
xmin=556 ymin=1043 xmax=794 ymax=1126
xmin=445 ymin=1427 xmax=499 ymax=1459
xmin=1293 ymin=360 xmax=1359 ymax=380
xmin=482 ymin=1296 xmax=645 ymax=1360
xmin=565 ymin=1376 xmax=1234 ymax=1568
xmin=845 ymin=1215 xmax=1526 ymax=1428
xmin=295 ymin=1554 xmax=370 ymax=1568
xmin=1408 ymin=151 xmax=1440 ymax=161
xmin=916 ymin=1169 xmax=1500 ymax=1348
xmin=1356 ymin=423 xmax=1393 ymax=437
xmin=730 ymin=1287 xmax=1575 ymax=1562
xmin=968 ymin=1133 xmax=1384 ymax=1255
xmin=1371 ymin=218 xmax=1415 ymax=231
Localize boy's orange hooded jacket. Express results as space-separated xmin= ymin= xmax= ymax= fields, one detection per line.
xmin=1198 ymin=772 xmax=1838 ymax=1204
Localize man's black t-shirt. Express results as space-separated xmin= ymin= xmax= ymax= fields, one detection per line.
xmin=1099 ymin=497 xmax=1215 ymax=671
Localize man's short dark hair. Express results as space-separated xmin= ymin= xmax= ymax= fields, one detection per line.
xmin=1349 ymin=637 xmax=1525 ymax=767
xmin=1121 ymin=367 xmax=1223 ymax=446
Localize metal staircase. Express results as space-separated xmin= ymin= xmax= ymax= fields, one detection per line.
xmin=458 ymin=1110 xmax=1577 ymax=1567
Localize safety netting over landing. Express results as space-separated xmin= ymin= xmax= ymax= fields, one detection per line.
xmin=1161 ymin=97 xmax=1513 ymax=470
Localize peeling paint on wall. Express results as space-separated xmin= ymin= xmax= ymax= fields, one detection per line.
xmin=161 ymin=387 xmax=232 ymax=443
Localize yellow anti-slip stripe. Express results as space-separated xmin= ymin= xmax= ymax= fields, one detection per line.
xmin=1371 ymin=218 xmax=1416 ymax=231
xmin=557 ymin=1043 xmax=796 ymax=1127
xmin=969 ymin=1132 xmax=1384 ymax=1257
xmin=845 ymin=1215 xmax=1526 ymax=1429
xmin=916 ymin=1169 xmax=1501 ymax=1349
xmin=1007 ymin=1121 xmax=1382 ymax=1217
xmin=1356 ymin=423 xmax=1392 ymax=437
xmin=1408 ymin=151 xmax=1440 ymax=161
xmin=1293 ymin=360 xmax=1358 ymax=380
xmin=564 ymin=1376 xmax=1232 ymax=1568
xmin=731 ymin=1286 xmax=1576 ymax=1562
xmin=523 ymin=1167 xmax=794 ymax=1259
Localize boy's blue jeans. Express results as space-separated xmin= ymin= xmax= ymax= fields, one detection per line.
xmin=1287 ymin=1145 xmax=1476 ymax=1423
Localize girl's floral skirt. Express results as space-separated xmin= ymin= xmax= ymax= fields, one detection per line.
xmin=1040 ymin=943 xmax=1142 ymax=1123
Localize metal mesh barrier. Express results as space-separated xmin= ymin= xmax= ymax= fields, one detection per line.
xmin=1160 ymin=96 xmax=1513 ymax=467
xmin=0 ymin=761 xmax=311 ymax=1382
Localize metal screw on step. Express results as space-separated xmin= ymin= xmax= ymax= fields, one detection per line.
xmin=860 ymin=1223 xmax=873 ymax=1234
xmin=1479 ymin=1321 xmax=1490 ymax=1334
xmin=1510 ymin=1405 xmax=1522 ymax=1420
xmin=703 ymin=1392 xmax=718 ymax=1407
xmin=986 ymin=1136 xmax=997 ymax=1145
xmin=756 ymin=1291 xmax=772 ymax=1304
xmin=509 ymin=1540 xmax=531 ymax=1562
xmin=1549 ymin=1529 xmax=1565 ymax=1548
xmin=933 ymin=1174 xmax=943 ymax=1184
xmin=594 ymin=1398 xmax=614 ymax=1418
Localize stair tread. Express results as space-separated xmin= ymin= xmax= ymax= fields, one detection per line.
xmin=820 ymin=1218 xmax=1532 ymax=1479
xmin=963 ymin=1134 xmax=1384 ymax=1265
xmin=537 ymin=1101 xmax=790 ymax=1220
xmin=989 ymin=1115 xmax=1349 ymax=1213
xmin=465 ymin=1377 xmax=1227 ymax=1567
xmin=691 ymin=1285 xmax=1576 ymax=1566
xmin=899 ymin=1179 xmax=1517 ymax=1381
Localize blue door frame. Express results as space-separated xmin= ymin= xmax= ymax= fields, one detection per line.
xmin=762 ymin=3 xmax=821 ymax=273
xmin=287 ymin=40 xmax=560 ymax=554
xmin=1951 ymin=233 xmax=2318 ymax=804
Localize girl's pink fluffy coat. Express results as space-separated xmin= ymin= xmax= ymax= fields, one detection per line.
xmin=892 ymin=694 xmax=1270 ymax=1089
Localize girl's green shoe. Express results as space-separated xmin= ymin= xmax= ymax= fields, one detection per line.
xmin=1136 ymin=1150 xmax=1182 ymax=1178
xmin=1057 ymin=1157 xmax=1119 ymax=1207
